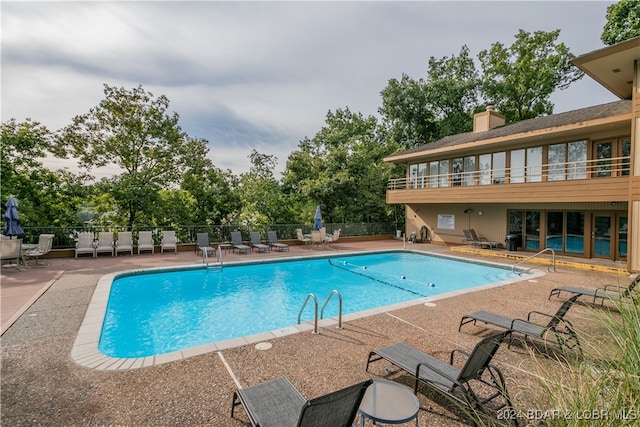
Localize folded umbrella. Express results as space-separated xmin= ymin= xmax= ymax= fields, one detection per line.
xmin=3 ymin=197 xmax=24 ymax=237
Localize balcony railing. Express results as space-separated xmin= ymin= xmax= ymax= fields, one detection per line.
xmin=388 ymin=156 xmax=631 ymax=190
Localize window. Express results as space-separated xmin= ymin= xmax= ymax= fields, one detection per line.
xmin=452 ymin=158 xmax=463 ymax=186
xmin=526 ymin=147 xmax=543 ymax=182
xmin=409 ymin=164 xmax=418 ymax=189
xmin=619 ymin=216 xmax=628 ymax=257
xmin=492 ymin=152 xmax=506 ymax=184
xmin=595 ymin=141 xmax=613 ymax=177
xmin=463 ymin=156 xmax=475 ymax=186
xmin=429 ymin=161 xmax=439 ymax=188
xmin=417 ymin=163 xmax=427 ymax=188
xmin=479 ymin=154 xmax=491 ymax=185
xmin=546 ymin=211 xmax=564 ymax=250
xmin=566 ymin=212 xmax=585 ymax=254
xmin=621 ymin=137 xmax=631 ymax=176
xmin=510 ymin=149 xmax=525 ymax=183
xmin=567 ymin=141 xmax=587 ymax=180
xmin=525 ymin=211 xmax=540 ymax=250
xmin=548 ymin=143 xmax=566 ymax=181
xmin=439 ymin=160 xmax=449 ymax=187
xmin=509 ymin=211 xmax=523 ymax=235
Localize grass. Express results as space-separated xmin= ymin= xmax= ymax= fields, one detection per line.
xmin=532 ymin=296 xmax=640 ymax=426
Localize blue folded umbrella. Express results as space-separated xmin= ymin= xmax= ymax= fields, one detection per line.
xmin=313 ymin=205 xmax=323 ymax=230
xmin=3 ymin=197 xmax=24 ymax=237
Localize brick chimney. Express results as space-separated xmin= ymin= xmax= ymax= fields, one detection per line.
xmin=473 ymin=104 xmax=505 ymax=133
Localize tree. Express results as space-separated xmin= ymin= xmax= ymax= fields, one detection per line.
xmin=1 ymin=118 xmax=88 ymax=228
xmin=601 ymin=0 xmax=640 ymax=45
xmin=59 ymin=84 xmax=188 ymax=227
xmin=180 ymin=137 xmax=240 ymax=225
xmin=378 ymin=74 xmax=437 ymax=149
xmin=237 ymin=150 xmax=294 ymax=225
xmin=478 ymin=29 xmax=583 ymax=123
xmin=282 ymin=108 xmax=400 ymax=224
xmin=424 ymin=45 xmax=482 ymax=139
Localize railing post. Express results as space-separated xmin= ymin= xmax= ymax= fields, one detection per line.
xmin=298 ymin=293 xmax=319 ymax=335
xmin=320 ymin=290 xmax=343 ymax=329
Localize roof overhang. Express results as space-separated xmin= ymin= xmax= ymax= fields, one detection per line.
xmin=384 ymin=112 xmax=632 ymax=164
xmin=571 ymin=36 xmax=640 ymax=99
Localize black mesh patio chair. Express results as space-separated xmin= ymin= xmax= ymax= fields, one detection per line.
xmin=231 ymin=376 xmax=372 ymax=427
xmin=250 ymin=231 xmax=270 ymax=252
xmin=267 ymin=230 xmax=289 ymax=251
xmin=459 ymin=295 xmax=581 ymax=354
xmin=366 ymin=331 xmax=514 ymax=424
xmin=230 ymin=231 xmax=251 ymax=254
xmin=196 ymin=232 xmax=215 ymax=258
xmin=548 ymin=275 xmax=639 ymax=306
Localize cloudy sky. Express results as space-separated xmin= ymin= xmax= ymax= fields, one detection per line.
xmin=2 ymin=1 xmax=617 ymax=178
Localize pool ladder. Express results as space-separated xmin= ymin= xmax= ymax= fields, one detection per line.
xmin=297 ymin=290 xmax=343 ymax=335
xmin=202 ymin=246 xmax=223 ymax=268
xmin=512 ymin=248 xmax=556 ymax=274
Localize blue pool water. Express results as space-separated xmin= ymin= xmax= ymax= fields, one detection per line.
xmin=100 ymin=251 xmax=522 ymax=358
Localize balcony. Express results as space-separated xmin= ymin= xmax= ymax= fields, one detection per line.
xmin=387 ymin=156 xmax=631 ymax=204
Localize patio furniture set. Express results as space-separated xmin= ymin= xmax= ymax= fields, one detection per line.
xmin=231 ymin=273 xmax=638 ymax=426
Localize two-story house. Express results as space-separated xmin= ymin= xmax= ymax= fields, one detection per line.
xmin=385 ymin=36 xmax=639 ymax=273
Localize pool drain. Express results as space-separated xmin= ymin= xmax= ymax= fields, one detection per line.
xmin=255 ymin=342 xmax=272 ymax=351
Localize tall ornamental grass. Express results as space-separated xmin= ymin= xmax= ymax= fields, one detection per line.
xmin=534 ymin=295 xmax=639 ymax=426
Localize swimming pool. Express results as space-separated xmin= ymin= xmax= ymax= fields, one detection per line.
xmin=97 ymin=251 xmax=524 ymax=359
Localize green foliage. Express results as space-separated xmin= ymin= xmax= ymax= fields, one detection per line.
xmin=1 ymin=118 xmax=88 ymax=228
xmin=478 ymin=29 xmax=583 ymax=122
xmin=180 ymin=137 xmax=240 ymax=225
xmin=379 ymin=74 xmax=437 ymax=149
xmin=601 ymin=0 xmax=640 ymax=45
xmin=59 ymin=84 xmax=189 ymax=227
xmin=237 ymin=150 xmax=294 ymax=225
xmin=282 ymin=108 xmax=400 ymax=225
xmin=534 ymin=297 xmax=640 ymax=427
xmin=425 ymin=45 xmax=481 ymax=139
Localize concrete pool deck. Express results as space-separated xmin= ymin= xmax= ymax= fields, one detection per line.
xmin=1 ymin=240 xmax=633 ymax=426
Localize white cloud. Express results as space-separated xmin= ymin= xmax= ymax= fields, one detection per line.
xmin=2 ymin=1 xmax=617 ymax=178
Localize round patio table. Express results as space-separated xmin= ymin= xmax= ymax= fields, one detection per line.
xmin=358 ymin=380 xmax=419 ymax=426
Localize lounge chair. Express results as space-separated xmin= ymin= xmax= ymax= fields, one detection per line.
xmin=0 ymin=238 xmax=23 ymax=270
xmin=459 ymin=295 xmax=581 ymax=353
xmin=249 ymin=231 xmax=270 ymax=252
xmin=267 ymin=230 xmax=289 ymax=251
xmin=548 ymin=275 xmax=639 ymax=306
xmin=75 ymin=232 xmax=96 ymax=258
xmin=462 ymin=229 xmax=476 ymax=245
xmin=326 ymin=228 xmax=341 ymax=246
xmin=24 ymin=234 xmax=54 ymax=266
xmin=467 ymin=229 xmax=499 ymax=249
xmin=196 ymin=232 xmax=215 ymax=259
xmin=137 ymin=231 xmax=154 ymax=254
xmin=230 ymin=231 xmax=251 ymax=254
xmin=296 ymin=228 xmax=311 ymax=247
xmin=161 ymin=230 xmax=177 ymax=254
xmin=231 ymin=376 xmax=372 ymax=427
xmin=114 ymin=231 xmax=133 ymax=256
xmin=366 ymin=331 xmax=514 ymax=421
xmin=95 ymin=232 xmax=115 ymax=257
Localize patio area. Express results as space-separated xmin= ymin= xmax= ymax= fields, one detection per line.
xmin=1 ymin=239 xmax=632 ymax=426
